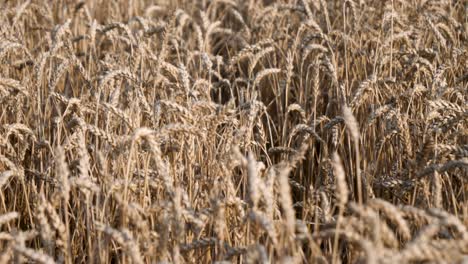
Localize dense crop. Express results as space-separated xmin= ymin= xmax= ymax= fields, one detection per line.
xmin=0 ymin=0 xmax=466 ymax=263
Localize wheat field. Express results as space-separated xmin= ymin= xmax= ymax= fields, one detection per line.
xmin=0 ymin=0 xmax=467 ymax=263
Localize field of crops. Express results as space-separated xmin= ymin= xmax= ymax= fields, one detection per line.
xmin=0 ymin=0 xmax=467 ymax=263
